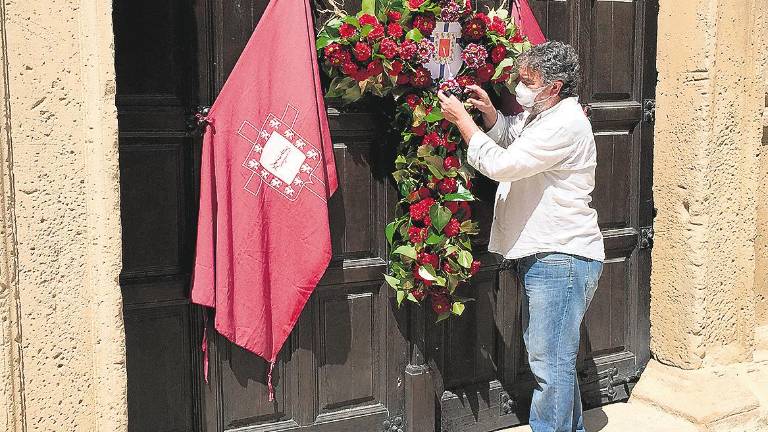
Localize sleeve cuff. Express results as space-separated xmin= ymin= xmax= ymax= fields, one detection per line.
xmin=484 ymin=110 xmax=507 ymax=143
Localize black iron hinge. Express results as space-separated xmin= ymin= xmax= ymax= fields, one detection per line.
xmin=382 ymin=414 xmax=404 ymax=432
xmin=643 ymin=99 xmax=656 ymax=123
xmin=499 ymin=390 xmax=516 ymax=416
xmin=639 ymin=226 xmax=655 ymax=250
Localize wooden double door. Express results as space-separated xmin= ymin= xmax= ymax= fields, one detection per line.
xmin=115 ymin=0 xmax=657 ymax=431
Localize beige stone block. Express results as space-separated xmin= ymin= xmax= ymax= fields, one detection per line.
xmin=630 ymin=360 xmax=760 ymax=425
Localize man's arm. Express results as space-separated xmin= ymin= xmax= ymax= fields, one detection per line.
xmin=465 ymin=125 xmax=573 ymax=183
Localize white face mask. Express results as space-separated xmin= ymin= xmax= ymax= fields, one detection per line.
xmin=515 ymin=81 xmax=553 ymax=111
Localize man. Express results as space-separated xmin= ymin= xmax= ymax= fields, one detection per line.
xmin=438 ymin=41 xmax=605 ymax=432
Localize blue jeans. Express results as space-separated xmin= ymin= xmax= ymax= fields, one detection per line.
xmin=516 ymin=252 xmax=603 ymax=432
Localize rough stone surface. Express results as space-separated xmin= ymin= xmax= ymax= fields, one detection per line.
xmin=651 ymin=0 xmax=765 ymax=368
xmin=0 ymin=0 xmax=127 ymax=431
xmin=757 ymin=3 xmax=768 ymax=327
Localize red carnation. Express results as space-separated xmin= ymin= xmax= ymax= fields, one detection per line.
xmin=431 ymin=294 xmax=451 ymax=314
xmin=411 ymin=67 xmax=433 ymax=88
xmin=359 ymin=14 xmax=378 ymax=26
xmin=397 ymin=73 xmax=410 ymax=85
xmin=491 ymin=45 xmax=507 ymax=64
xmin=418 ymin=252 xmax=440 ymax=269
xmin=443 ymin=218 xmax=461 ymax=237
xmin=476 ymin=63 xmax=495 ymax=83
xmin=443 ymin=156 xmax=461 ymax=170
xmin=412 ymin=123 xmax=427 ymax=136
xmin=457 ymin=75 xmax=477 ymax=87
xmin=411 ymin=289 xmax=427 ymax=301
xmin=422 ymin=131 xmax=440 ymax=147
xmin=439 ymin=177 xmax=458 ymax=194
xmin=462 ymin=16 xmax=487 ymax=40
xmin=387 ymin=60 xmax=403 ymax=76
xmin=489 ymin=17 xmax=506 ymax=35
xmin=339 ymin=23 xmax=357 ymax=38
xmin=408 ymin=226 xmax=428 ymax=243
xmin=367 ymin=60 xmax=384 ymax=76
xmin=409 ymin=197 xmax=435 ymax=221
xmin=342 ymin=61 xmax=360 ymax=77
xmin=423 ymin=215 xmax=432 ymax=227
xmin=399 ymin=39 xmax=418 ymax=60
xmin=470 ymin=259 xmax=481 ymax=275
xmin=413 ymin=14 xmax=436 ymax=36
xmin=408 ymin=0 xmax=426 ymax=9
xmin=325 ymin=43 xmax=351 ymax=67
xmin=475 ymin=13 xmax=491 ymax=25
xmin=511 ymin=29 xmax=524 ymax=43
xmin=354 ymin=42 xmax=372 ymax=61
xmin=388 ymin=10 xmax=402 ymax=21
xmin=380 ymin=38 xmax=399 ymax=59
xmin=387 ymin=22 xmax=404 ymax=38
xmin=406 ymin=94 xmax=422 ymax=109
xmin=417 ymin=186 xmax=432 ymax=199
xmin=367 ymin=23 xmax=385 ymax=40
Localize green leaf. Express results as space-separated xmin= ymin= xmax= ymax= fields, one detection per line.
xmin=393 ymin=245 xmax=417 ymax=259
xmin=361 ymin=0 xmax=376 ymax=15
xmin=430 ymin=205 xmax=452 ymax=232
xmin=417 ymin=145 xmax=433 ymax=158
xmin=436 ymin=311 xmax=452 ymax=323
xmin=435 ymin=276 xmax=447 ymax=286
xmin=492 ymin=57 xmax=516 ymax=80
xmin=344 ymin=16 xmax=361 ymax=27
xmin=407 ymin=292 xmax=420 ymax=302
xmin=418 ymin=264 xmax=437 ymax=281
xmin=426 ymin=164 xmax=444 ymax=180
xmin=405 ymin=28 xmax=424 ymax=42
xmin=384 ymin=273 xmax=401 ymax=288
xmin=424 ymin=108 xmax=444 ymax=122
xmin=425 ymin=232 xmax=444 ymax=245
xmin=316 ymin=36 xmax=335 ymax=49
xmin=457 ymin=250 xmax=473 ymax=268
xmin=443 ymin=190 xmax=475 ymax=201
xmin=452 ymin=302 xmax=465 ymax=316
xmin=385 ymin=221 xmax=398 ymax=245
xmin=396 ymin=289 xmax=406 ymax=306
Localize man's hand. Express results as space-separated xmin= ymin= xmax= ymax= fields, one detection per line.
xmin=438 ymin=90 xmax=481 ymax=144
xmin=464 ymin=85 xmax=498 ymax=130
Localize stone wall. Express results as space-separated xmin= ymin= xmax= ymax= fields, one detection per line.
xmin=756 ymin=12 xmax=768 ymax=326
xmin=651 ymin=0 xmax=766 ymax=368
xmin=0 ymin=0 xmax=127 ymax=431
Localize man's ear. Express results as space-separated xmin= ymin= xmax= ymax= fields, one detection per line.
xmin=552 ymin=80 xmax=564 ymax=96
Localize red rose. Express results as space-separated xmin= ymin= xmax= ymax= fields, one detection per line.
xmin=399 ymin=39 xmax=418 ymax=60
xmin=464 ymin=0 xmax=472 ymax=12
xmin=491 ymin=45 xmax=507 ymax=63
xmin=396 ymin=73 xmax=410 ymax=85
xmin=456 ymin=75 xmax=477 ymax=87
xmin=411 ymin=66 xmax=433 ymax=88
xmin=389 ymin=61 xmax=403 ymax=77
xmin=443 ymin=218 xmax=461 ymax=237
xmin=422 ymin=131 xmax=441 ymax=147
xmin=409 ymin=197 xmax=435 ymax=221
xmin=412 ymin=123 xmax=427 ymax=136
xmin=440 ymin=119 xmax=452 ymax=130
xmin=511 ymin=29 xmax=524 ymax=43
xmin=443 ymin=140 xmax=458 ymax=152
xmin=387 ymin=22 xmax=404 ymax=38
xmin=411 ymin=288 xmax=427 ymax=301
xmin=417 ymin=252 xmax=440 ymax=269
xmin=408 ymin=226 xmax=428 ymax=243
xmin=439 ymin=178 xmax=458 ymax=194
xmin=476 ymin=63 xmax=495 ymax=82
xmin=367 ymin=23 xmax=385 ymax=40
xmin=354 ymin=42 xmax=372 ymax=61
xmin=470 ymin=259 xmax=481 ymax=275
xmin=475 ymin=13 xmax=491 ymax=25
xmin=417 ymin=186 xmax=432 ymax=199
xmin=408 ymin=0 xmax=426 ymax=9
xmin=413 ymin=14 xmax=436 ymax=36
xmin=462 ymin=17 xmax=487 ymax=40
xmin=458 ymin=201 xmax=472 ymax=220
xmin=359 ymin=14 xmax=378 ymax=26
xmin=406 ymin=94 xmax=422 ymax=109
xmin=339 ymin=23 xmax=357 ymax=38
xmin=388 ymin=10 xmax=402 ymax=21
xmin=431 ymin=294 xmax=451 ymax=314
xmin=488 ymin=17 xmax=505 ymax=35
xmin=367 ymin=60 xmax=384 ymax=76
xmin=443 ymin=156 xmax=461 ymax=170
xmin=442 ymin=261 xmax=455 ymax=274
xmin=380 ymin=38 xmax=399 ymax=59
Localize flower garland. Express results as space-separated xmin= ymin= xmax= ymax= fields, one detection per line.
xmin=317 ymin=0 xmax=531 ymax=321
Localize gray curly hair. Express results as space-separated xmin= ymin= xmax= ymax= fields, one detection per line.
xmin=516 ymin=41 xmax=581 ymax=98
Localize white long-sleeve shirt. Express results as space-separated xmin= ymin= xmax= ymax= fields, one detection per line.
xmin=467 ymin=96 xmax=605 ymax=262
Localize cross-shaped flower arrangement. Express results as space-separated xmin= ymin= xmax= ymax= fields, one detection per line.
xmin=317 ymin=0 xmax=531 ymax=321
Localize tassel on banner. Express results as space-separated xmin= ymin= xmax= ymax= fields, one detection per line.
xmin=267 ymin=360 xmax=276 ymax=402
xmin=202 ymin=313 xmax=209 ymax=384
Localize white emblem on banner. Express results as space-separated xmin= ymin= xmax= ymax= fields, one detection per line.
xmin=425 ymin=21 xmax=464 ymax=80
